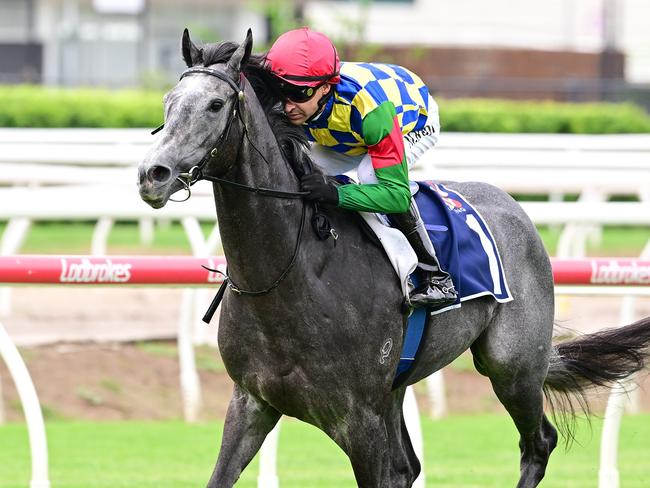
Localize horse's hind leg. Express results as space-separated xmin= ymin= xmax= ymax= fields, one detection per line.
xmin=471 ymin=315 xmax=558 ymax=488
xmin=206 ymin=384 xmax=281 ymax=488
xmin=385 ymin=387 xmax=421 ymax=487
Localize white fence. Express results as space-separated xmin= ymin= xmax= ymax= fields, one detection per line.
xmin=1 ymin=129 xmax=649 ymax=196
xmin=0 ymin=129 xmax=648 ymax=488
xmin=1 ymin=128 xmax=648 ymax=420
xmin=0 ymin=128 xmax=648 ymax=256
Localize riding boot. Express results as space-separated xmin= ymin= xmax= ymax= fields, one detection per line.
xmin=388 ymin=200 xmax=458 ymax=308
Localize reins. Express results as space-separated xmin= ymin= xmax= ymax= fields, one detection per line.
xmin=153 ymin=65 xmax=333 ymax=320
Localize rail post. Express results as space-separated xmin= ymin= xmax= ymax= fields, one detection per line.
xmin=0 ymin=321 xmax=50 ymax=488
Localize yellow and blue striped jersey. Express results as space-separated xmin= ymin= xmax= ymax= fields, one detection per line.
xmin=305 ymin=62 xmax=430 ymax=155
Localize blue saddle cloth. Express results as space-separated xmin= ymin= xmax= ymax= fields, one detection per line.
xmin=415 ymin=181 xmax=512 ymax=306
xmin=393 ymin=181 xmax=512 ymax=387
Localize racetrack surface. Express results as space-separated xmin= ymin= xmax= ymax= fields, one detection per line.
xmin=5 ymin=287 xmax=650 ymax=346
xmin=1 ymin=287 xmax=649 ymax=422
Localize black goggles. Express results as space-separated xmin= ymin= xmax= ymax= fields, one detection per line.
xmin=278 ymin=82 xmax=322 ymax=103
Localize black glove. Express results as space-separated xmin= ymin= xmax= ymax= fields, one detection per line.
xmin=300 ymin=173 xmax=339 ymax=205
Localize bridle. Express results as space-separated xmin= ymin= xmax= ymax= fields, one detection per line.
xmin=151 ymin=64 xmax=334 ymax=316
xmin=152 ymin=66 xmax=310 ymax=203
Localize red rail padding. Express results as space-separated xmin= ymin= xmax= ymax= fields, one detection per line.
xmin=551 ymin=258 xmax=650 ymax=286
xmin=0 ymin=255 xmax=648 ymax=286
xmin=0 ymin=255 xmax=226 ymax=285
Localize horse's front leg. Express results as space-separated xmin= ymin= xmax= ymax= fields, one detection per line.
xmin=323 ymin=406 xmax=392 ymax=488
xmin=206 ymin=384 xmax=281 ymax=488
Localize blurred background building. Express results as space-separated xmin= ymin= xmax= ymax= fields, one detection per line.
xmin=0 ymin=0 xmax=648 ymax=107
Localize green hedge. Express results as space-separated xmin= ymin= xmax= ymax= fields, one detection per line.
xmin=440 ymin=98 xmax=650 ymax=134
xmin=0 ymin=85 xmax=164 ymax=128
xmin=2 ymin=85 xmax=650 ymax=133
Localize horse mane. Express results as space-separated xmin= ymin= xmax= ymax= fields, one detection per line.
xmin=199 ymin=41 xmax=315 ymax=177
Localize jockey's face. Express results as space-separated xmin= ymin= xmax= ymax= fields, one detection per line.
xmin=283 ymin=84 xmax=331 ymax=126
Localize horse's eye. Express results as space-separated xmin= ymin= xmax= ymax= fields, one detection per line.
xmin=208 ymin=100 xmax=224 ymax=112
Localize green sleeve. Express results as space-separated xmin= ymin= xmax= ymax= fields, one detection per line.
xmin=337 ymin=164 xmax=410 ymax=213
xmin=337 ymin=102 xmax=411 ymax=213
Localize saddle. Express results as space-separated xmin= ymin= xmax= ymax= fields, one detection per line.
xmin=335 ymin=178 xmax=514 ymax=388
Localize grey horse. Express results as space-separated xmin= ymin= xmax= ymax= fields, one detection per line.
xmin=138 ymin=29 xmax=650 ymax=488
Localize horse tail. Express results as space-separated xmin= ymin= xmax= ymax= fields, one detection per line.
xmin=543 ymin=316 xmax=650 ymax=443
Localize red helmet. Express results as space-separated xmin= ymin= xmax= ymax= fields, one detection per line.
xmin=267 ymin=27 xmax=341 ymax=88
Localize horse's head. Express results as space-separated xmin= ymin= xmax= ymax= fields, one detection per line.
xmin=138 ymin=29 xmax=252 ymax=208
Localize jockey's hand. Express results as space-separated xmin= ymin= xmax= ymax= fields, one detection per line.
xmin=300 ymin=173 xmax=339 ymax=205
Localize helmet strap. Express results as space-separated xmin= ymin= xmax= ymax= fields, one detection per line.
xmin=305 ymin=85 xmax=334 ymax=124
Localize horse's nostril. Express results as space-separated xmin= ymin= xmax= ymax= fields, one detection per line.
xmin=147 ymin=165 xmax=172 ymax=183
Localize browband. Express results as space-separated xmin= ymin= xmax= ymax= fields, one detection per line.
xmin=152 ymin=67 xmax=243 ymax=135
xmin=179 ymin=66 xmax=242 ymax=94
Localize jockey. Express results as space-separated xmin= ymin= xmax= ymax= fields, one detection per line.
xmin=266 ymin=27 xmax=457 ymax=308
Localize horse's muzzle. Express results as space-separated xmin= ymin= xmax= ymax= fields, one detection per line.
xmin=137 ymin=163 xmax=175 ymax=208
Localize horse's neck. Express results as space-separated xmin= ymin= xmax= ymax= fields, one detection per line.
xmin=214 ymin=101 xmax=304 ymax=290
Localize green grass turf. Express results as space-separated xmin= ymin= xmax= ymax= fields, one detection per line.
xmin=1 ymin=221 xmax=218 ymax=255
xmin=536 ymin=226 xmax=650 ymax=257
xmin=1 ymin=414 xmax=649 ymax=487
xmin=0 ymin=220 xmax=647 ymax=256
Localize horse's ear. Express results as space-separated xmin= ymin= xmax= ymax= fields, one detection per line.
xmin=181 ymin=28 xmax=203 ymax=67
xmin=227 ymin=29 xmax=253 ymax=72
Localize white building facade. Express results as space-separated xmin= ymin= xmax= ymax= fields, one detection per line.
xmin=0 ymin=0 xmax=648 ymax=86
xmin=0 ymin=0 xmax=264 ymax=86
xmin=308 ymin=0 xmax=650 ymax=83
